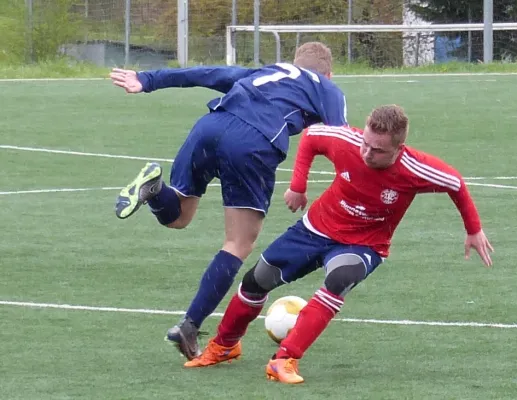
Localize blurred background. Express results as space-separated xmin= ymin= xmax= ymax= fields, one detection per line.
xmin=1 ymin=0 xmax=516 ymax=69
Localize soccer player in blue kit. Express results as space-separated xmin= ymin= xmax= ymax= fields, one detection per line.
xmin=109 ymin=42 xmax=347 ymax=360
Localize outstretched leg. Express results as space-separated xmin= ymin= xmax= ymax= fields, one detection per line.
xmin=166 ymin=208 xmax=264 ymax=360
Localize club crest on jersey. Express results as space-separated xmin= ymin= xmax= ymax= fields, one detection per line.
xmin=380 ymin=189 xmax=399 ymax=205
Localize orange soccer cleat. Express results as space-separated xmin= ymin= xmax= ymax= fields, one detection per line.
xmin=184 ymin=338 xmax=241 ymax=368
xmin=265 ymin=358 xmax=304 ymax=384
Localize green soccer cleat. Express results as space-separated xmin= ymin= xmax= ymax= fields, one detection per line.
xmin=115 ymin=162 xmax=163 ymax=219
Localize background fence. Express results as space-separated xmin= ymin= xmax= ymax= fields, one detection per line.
xmin=1 ymin=0 xmax=516 ymax=68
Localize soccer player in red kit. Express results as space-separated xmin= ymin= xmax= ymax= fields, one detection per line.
xmin=183 ymin=105 xmax=494 ymax=383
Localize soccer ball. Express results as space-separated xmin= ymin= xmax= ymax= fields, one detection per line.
xmin=264 ymin=295 xmax=308 ymax=343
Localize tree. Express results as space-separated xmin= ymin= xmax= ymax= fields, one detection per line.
xmin=354 ymin=0 xmax=404 ymax=67
xmin=408 ymin=0 xmax=517 ymax=61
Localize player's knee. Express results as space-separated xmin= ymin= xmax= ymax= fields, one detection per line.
xmin=241 ymin=267 xmax=268 ymax=296
xmin=165 ymin=215 xmax=192 ymax=229
xmin=324 ymin=257 xmax=367 ymax=297
xmin=241 ymin=258 xmax=284 ymax=296
xmin=223 ymin=240 xmax=255 ymax=261
xmin=164 ymin=195 xmax=198 ymax=229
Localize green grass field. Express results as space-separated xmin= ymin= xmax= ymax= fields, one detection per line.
xmin=1 ymin=74 xmax=516 ymax=399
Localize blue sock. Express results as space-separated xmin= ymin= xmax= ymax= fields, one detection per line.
xmin=186 ymin=250 xmax=243 ymax=328
xmin=147 ymin=184 xmax=181 ymax=225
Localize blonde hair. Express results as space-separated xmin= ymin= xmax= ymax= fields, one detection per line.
xmin=366 ymin=105 xmax=409 ymax=146
xmin=293 ymin=42 xmax=332 ymax=76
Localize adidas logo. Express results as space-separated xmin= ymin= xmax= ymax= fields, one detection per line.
xmin=340 ymin=171 xmax=351 ymax=182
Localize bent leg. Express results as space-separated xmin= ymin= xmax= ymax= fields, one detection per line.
xmin=153 ymin=113 xmax=222 ymax=228
xmin=276 ymin=245 xmax=383 ymax=361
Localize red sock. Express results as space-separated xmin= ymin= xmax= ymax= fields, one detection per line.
xmin=214 ymin=284 xmax=267 ymax=347
xmin=276 ymin=288 xmax=344 ymax=359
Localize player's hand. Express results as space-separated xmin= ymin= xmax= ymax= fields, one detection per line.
xmin=464 ymin=229 xmax=494 ymax=268
xmin=284 ymin=189 xmax=308 ymax=213
xmin=110 ymin=68 xmax=143 ymax=93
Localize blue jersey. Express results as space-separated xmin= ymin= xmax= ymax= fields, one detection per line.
xmin=137 ymin=63 xmax=348 ymax=154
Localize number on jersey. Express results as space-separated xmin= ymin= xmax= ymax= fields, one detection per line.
xmin=253 ymin=63 xmax=320 ymax=87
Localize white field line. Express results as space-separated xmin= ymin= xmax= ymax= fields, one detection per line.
xmin=0 ymin=145 xmax=168 ymax=162
xmin=0 ymin=73 xmax=517 ymax=83
xmin=0 ymin=187 xmax=122 ymax=195
xmin=1 ymin=300 xmax=516 ymax=329
xmin=1 ymin=183 xmax=515 ymax=196
xmin=2 ymin=144 xmax=517 ymax=181
xmin=332 ymin=73 xmax=517 ymax=83
xmin=333 ymin=72 xmax=517 ymax=78
xmin=0 ymin=180 xmax=335 ymax=196
xmin=462 ymin=176 xmax=517 ymax=180
xmin=0 ymin=181 xmax=515 ymax=196
xmin=336 ymin=79 xmax=503 ymax=84
xmin=0 ymin=78 xmax=107 ymax=82
xmin=466 ymin=182 xmax=517 ymax=190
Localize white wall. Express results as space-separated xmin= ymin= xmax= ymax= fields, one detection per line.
xmin=403 ymin=1 xmax=435 ymax=66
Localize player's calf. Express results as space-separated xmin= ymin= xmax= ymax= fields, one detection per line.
xmin=214 ymin=283 xmax=268 ymax=349
xmin=275 ymin=287 xmax=344 ymax=362
xmin=269 ymin=256 xmax=363 ymax=355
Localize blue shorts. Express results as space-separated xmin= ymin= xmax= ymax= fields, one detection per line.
xmin=261 ymin=220 xmax=383 ymax=284
xmin=170 ymin=111 xmax=286 ymax=214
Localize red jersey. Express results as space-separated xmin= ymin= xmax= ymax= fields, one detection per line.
xmin=290 ymin=125 xmax=482 ymax=257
